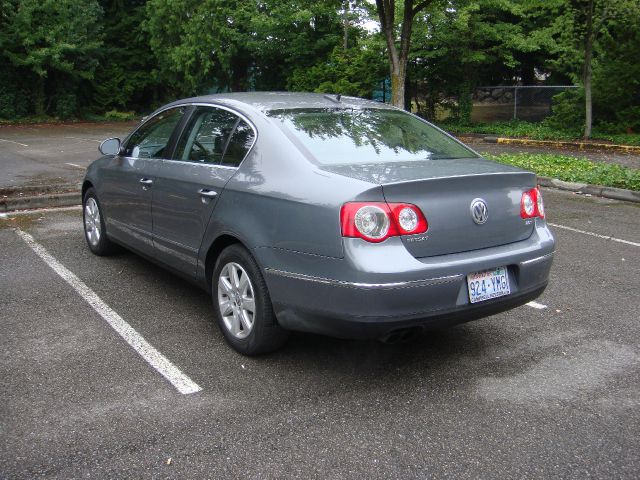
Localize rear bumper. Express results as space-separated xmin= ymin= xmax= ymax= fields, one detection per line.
xmin=268 ymin=279 xmax=548 ymax=339
xmin=258 ymin=220 xmax=555 ymax=339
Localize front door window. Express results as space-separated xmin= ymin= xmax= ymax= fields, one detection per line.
xmin=123 ymin=107 xmax=185 ymax=159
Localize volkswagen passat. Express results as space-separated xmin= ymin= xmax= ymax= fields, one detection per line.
xmin=83 ymin=92 xmax=555 ymax=355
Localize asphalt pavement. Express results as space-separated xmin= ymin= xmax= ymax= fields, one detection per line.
xmin=0 ymin=122 xmax=136 ymax=189
xmin=1 ymin=188 xmax=638 ymax=478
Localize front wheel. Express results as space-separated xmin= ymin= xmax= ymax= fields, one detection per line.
xmin=83 ymin=188 xmax=117 ymax=256
xmin=212 ymin=245 xmax=289 ymax=355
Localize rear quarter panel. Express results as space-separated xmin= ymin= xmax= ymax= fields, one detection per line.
xmin=198 ymin=112 xmax=381 ymax=264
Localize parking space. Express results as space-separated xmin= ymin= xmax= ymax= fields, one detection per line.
xmin=0 ymin=122 xmax=135 ymax=188
xmin=1 ymin=188 xmax=639 ymax=478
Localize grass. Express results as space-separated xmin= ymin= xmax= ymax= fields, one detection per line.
xmin=441 ymin=119 xmax=640 ymax=146
xmin=488 ymin=153 xmax=640 ymax=191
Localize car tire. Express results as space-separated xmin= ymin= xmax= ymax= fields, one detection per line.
xmin=212 ymin=244 xmax=289 ymax=355
xmin=83 ymin=187 xmax=117 ymax=256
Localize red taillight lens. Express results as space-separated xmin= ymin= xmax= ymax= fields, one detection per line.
xmin=388 ymin=203 xmax=429 ymax=234
xmin=341 ymin=202 xmax=428 ymax=243
xmin=520 ymin=188 xmax=545 ymax=219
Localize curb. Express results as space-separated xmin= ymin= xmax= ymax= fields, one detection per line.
xmin=537 ymin=177 xmax=640 ymax=203
xmin=0 ymin=183 xmax=81 ymax=197
xmin=483 ymin=136 xmax=640 ymax=153
xmin=0 ymin=192 xmax=81 ymax=213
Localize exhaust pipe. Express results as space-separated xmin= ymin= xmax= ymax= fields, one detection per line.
xmin=378 ymin=327 xmax=421 ymax=344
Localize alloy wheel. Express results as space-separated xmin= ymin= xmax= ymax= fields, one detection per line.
xmin=217 ymin=262 xmax=256 ymax=339
xmin=84 ymin=197 xmax=101 ymax=247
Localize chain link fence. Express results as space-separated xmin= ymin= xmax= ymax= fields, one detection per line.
xmin=471 ymin=85 xmax=579 ymax=122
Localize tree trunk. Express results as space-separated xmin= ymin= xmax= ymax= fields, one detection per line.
xmin=342 ymin=1 xmax=349 ymax=50
xmin=376 ymin=0 xmax=434 ymax=110
xmin=583 ymin=0 xmax=595 ymax=139
xmin=391 ymin=64 xmax=406 ymax=109
xmin=35 ymin=76 xmax=46 ymax=116
xmin=584 ymin=48 xmax=593 ymax=139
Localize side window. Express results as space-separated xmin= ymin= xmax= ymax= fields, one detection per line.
xmin=221 ymin=120 xmax=255 ymax=167
xmin=123 ymin=107 xmax=185 ymax=158
xmin=175 ymin=107 xmax=238 ymax=164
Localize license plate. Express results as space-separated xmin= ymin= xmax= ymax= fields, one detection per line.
xmin=467 ymin=266 xmax=511 ymax=304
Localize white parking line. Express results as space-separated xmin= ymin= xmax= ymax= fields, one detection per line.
xmin=64 ymin=136 xmax=102 ymax=143
xmin=15 ymin=229 xmax=202 ymax=395
xmin=0 ymin=138 xmax=28 ymax=147
xmin=526 ymin=301 xmax=547 ymax=310
xmin=548 ymin=223 xmax=640 ymax=247
xmin=65 ymin=162 xmax=85 ymax=169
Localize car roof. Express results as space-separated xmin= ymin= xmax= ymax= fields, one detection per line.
xmin=167 ymin=91 xmax=396 ymax=113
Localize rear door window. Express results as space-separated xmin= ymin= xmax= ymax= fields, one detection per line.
xmin=220 ymin=120 xmax=255 ymax=167
xmin=174 ymin=107 xmax=238 ymax=164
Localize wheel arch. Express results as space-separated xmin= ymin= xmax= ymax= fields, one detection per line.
xmin=81 ymin=180 xmax=94 ymax=200
xmin=204 ymin=234 xmax=250 ymax=289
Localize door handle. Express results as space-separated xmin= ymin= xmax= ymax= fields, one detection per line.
xmin=139 ymin=178 xmax=153 ymax=186
xmin=198 ymin=189 xmax=218 ymax=198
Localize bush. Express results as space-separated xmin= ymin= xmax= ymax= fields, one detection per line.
xmin=0 ymin=91 xmax=16 ymax=119
xmin=104 ymin=110 xmax=137 ymax=121
xmin=439 ymin=118 xmax=640 ymax=145
xmin=55 ymin=93 xmax=78 ymax=120
xmin=546 ymin=89 xmax=584 ymax=131
xmin=489 ymin=153 xmax=640 ymax=191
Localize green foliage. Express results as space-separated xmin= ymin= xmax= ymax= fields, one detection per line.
xmin=543 ymin=0 xmax=640 ymax=135
xmin=441 ymin=119 xmax=640 ymax=145
xmin=0 ymin=0 xmax=637 ymax=131
xmin=0 ymin=0 xmax=103 ymax=117
xmin=104 ymin=110 xmax=137 ymax=121
xmin=90 ymin=0 xmax=163 ymax=113
xmin=545 ymin=89 xmax=585 ymax=130
xmin=489 ymin=153 xmax=640 ymax=190
xmin=144 ymin=0 xmax=344 ymax=96
xmin=288 ymin=39 xmax=386 ymax=97
xmin=409 ymin=0 xmax=563 ymax=119
xmin=54 ymin=92 xmax=78 ymax=120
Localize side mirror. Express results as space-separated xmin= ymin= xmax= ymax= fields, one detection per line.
xmin=99 ymin=137 xmax=121 ymax=156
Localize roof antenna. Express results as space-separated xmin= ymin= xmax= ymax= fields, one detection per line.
xmin=324 ymin=93 xmax=341 ymax=103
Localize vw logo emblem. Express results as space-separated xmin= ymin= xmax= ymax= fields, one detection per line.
xmin=470 ymin=198 xmax=489 ymax=225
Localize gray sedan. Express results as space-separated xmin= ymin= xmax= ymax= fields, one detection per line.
xmin=83 ymin=92 xmax=555 ymax=355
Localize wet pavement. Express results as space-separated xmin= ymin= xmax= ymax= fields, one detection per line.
xmin=0 ymin=189 xmax=638 ymax=478
xmin=0 ymin=122 xmax=137 ymax=190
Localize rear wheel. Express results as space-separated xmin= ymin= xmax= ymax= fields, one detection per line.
xmin=83 ymin=188 xmax=117 ymax=256
xmin=212 ymin=244 xmax=289 ymax=355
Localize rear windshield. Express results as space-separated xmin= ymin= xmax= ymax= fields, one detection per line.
xmin=267 ymin=108 xmax=478 ymax=165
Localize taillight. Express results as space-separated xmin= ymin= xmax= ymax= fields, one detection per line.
xmin=341 ymin=202 xmax=428 ymax=243
xmin=520 ymin=188 xmax=545 ymax=219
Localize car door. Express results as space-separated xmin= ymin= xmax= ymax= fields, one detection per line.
xmin=151 ymin=105 xmax=256 ymax=276
xmin=99 ymin=106 xmax=186 ymax=253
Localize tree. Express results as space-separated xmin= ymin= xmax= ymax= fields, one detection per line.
xmin=375 ymin=0 xmax=438 ymax=109
xmin=1 ymin=0 xmax=102 ymax=117
xmin=92 ymin=0 xmax=163 ymax=113
xmin=408 ymin=0 xmax=559 ymax=121
xmin=288 ymin=37 xmax=387 ymax=97
xmin=144 ymin=0 xmax=345 ymax=96
xmin=550 ymin=0 xmax=640 ymax=138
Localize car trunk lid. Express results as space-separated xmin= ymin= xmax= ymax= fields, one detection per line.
xmin=322 ymin=158 xmax=537 ymax=258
